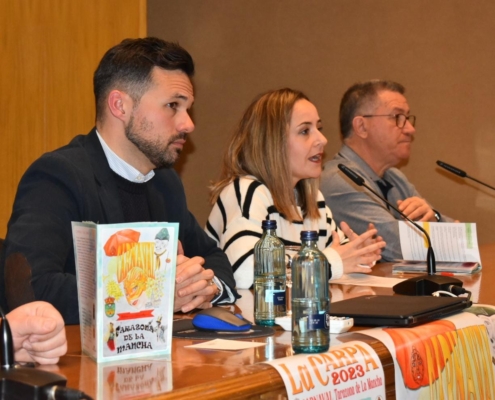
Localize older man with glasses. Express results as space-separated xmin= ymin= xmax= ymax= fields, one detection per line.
xmin=320 ymin=80 xmax=453 ymax=261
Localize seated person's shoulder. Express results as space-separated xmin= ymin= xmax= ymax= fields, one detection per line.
xmin=30 ymin=135 xmax=92 ymax=172
xmin=321 ymin=157 xmax=358 ymax=185
xmin=220 ymin=176 xmax=271 ymax=197
xmin=17 ymin=135 xmax=101 ymax=199
xmin=315 ymin=190 xmax=333 ymax=213
xmin=216 ymin=176 xmax=274 ymax=210
xmin=240 ymin=176 xmax=273 ymax=201
xmin=322 ymin=158 xmax=340 ymax=177
xmin=385 ymin=167 xmax=409 ymax=181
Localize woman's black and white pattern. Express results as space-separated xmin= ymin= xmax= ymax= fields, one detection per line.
xmin=206 ymin=176 xmax=348 ymax=289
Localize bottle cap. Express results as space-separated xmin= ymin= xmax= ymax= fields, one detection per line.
xmin=261 ymin=220 xmax=277 ymax=229
xmin=300 ymin=230 xmax=318 ymax=240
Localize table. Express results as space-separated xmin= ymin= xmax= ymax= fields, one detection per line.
xmin=45 ymin=297 xmax=394 ymax=399
xmin=36 ymin=243 xmax=495 ymax=399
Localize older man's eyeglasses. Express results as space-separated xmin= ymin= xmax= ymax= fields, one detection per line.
xmin=361 ymin=114 xmax=416 ymax=128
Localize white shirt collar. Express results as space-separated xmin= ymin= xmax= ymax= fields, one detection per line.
xmin=96 ymin=130 xmax=155 ymax=183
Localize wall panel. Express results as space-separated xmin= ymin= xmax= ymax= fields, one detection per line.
xmin=0 ymin=0 xmax=146 ymax=237
xmin=148 ymin=0 xmax=495 ymax=246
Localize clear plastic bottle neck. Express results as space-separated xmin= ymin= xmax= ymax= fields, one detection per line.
xmin=263 ymin=228 xmax=278 ymax=236
xmin=301 ymin=239 xmax=318 ymax=249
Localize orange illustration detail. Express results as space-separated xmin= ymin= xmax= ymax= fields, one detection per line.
xmin=104 ymin=230 xmax=162 ymax=308
xmin=384 ymin=320 xmax=457 ymax=389
xmin=116 ymin=242 xmax=159 ymax=284
xmin=104 ymin=229 xmax=141 ymax=256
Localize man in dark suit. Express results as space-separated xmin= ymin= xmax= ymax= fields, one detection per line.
xmin=0 ymin=37 xmax=238 ymax=324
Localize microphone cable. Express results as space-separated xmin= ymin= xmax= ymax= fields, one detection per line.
xmin=432 ymin=286 xmax=472 ymax=301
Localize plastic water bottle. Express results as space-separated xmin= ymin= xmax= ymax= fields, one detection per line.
xmin=291 ymin=230 xmax=331 ymax=353
xmin=254 ymin=220 xmax=286 ymax=326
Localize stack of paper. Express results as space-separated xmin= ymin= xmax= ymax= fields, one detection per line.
xmin=393 ymin=222 xmax=482 ymax=275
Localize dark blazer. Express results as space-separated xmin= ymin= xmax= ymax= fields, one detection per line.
xmin=0 ymin=129 xmax=237 ymax=324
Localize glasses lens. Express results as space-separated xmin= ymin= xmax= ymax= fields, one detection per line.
xmin=396 ymin=114 xmax=406 ymax=128
xmin=396 ymin=114 xmax=416 ymax=128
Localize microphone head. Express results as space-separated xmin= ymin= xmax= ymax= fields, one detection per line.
xmin=338 ymin=164 xmax=365 ymax=186
xmin=436 ymin=160 xmax=467 ymax=178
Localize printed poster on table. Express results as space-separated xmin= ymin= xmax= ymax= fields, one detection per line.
xmin=359 ymin=309 xmax=495 ymax=399
xmin=72 ymin=221 xmax=178 ymax=363
xmin=264 ymin=341 xmax=385 ymax=400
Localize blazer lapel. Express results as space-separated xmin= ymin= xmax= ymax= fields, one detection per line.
xmin=84 ymin=129 xmax=125 ymax=224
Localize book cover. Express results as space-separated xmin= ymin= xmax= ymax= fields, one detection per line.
xmin=72 ymin=221 xmax=178 ymax=363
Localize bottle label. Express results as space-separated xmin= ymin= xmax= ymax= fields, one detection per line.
xmin=266 ymin=290 xmax=286 ymax=305
xmin=307 ymin=312 xmax=330 ymax=330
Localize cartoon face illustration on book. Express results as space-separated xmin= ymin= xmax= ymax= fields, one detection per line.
xmin=154 ymin=228 xmax=171 ymax=267
xmin=123 ymin=266 xmax=149 ymax=307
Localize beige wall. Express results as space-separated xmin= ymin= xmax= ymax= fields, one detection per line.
xmin=148 ymin=0 xmax=495 ymax=245
xmin=0 ymin=0 xmax=146 ymax=237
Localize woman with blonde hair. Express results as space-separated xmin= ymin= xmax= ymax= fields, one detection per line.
xmin=206 ymin=88 xmax=385 ymax=289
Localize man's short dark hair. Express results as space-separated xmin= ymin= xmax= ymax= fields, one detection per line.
xmin=94 ymin=37 xmax=195 ymax=121
xmin=339 ymin=80 xmax=405 ymax=139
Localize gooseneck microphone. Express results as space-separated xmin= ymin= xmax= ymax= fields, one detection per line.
xmin=338 ymin=164 xmax=436 ymax=274
xmin=337 ymin=164 xmax=463 ymax=296
xmin=437 ymin=160 xmax=495 ymax=191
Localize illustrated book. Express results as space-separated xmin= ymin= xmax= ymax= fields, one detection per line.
xmin=72 ymin=221 xmax=178 ymax=363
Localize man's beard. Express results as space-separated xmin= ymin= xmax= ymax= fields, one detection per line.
xmin=125 ymin=115 xmax=186 ymax=169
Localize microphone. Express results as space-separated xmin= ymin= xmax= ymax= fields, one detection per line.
xmin=337 ymin=163 xmax=463 ymax=296
xmin=437 ymin=160 xmax=495 ymax=191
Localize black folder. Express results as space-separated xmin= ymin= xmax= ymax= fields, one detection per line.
xmin=330 ymin=295 xmax=471 ymax=327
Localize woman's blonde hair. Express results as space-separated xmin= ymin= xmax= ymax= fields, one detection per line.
xmin=210 ymin=88 xmax=321 ymax=222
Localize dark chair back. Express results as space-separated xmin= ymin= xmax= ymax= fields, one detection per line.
xmin=1 ymin=241 xmax=36 ymax=310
